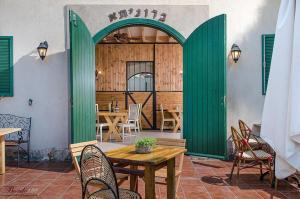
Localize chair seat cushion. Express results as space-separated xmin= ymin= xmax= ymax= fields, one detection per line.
xmin=96 ymin=123 xmax=109 ymax=127
xmin=248 ymin=137 xmax=266 ymax=144
xmin=241 ymin=150 xmax=272 ymax=160
xmin=118 ymin=123 xmax=135 ymax=128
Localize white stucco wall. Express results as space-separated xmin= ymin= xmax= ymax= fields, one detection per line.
xmin=0 ymin=0 xmax=280 ymax=158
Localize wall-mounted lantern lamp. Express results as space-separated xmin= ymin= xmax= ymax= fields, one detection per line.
xmin=230 ymin=44 xmax=241 ymax=63
xmin=37 ymin=41 xmax=48 ymax=60
xmin=95 ymin=69 xmax=102 ymax=79
xmin=179 ymin=70 xmax=183 ymax=77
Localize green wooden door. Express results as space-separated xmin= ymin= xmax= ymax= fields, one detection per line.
xmin=69 ymin=10 xmax=95 ymax=143
xmin=183 ymin=14 xmax=227 ymax=159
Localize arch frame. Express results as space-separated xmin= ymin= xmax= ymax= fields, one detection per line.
xmin=92 ymin=18 xmax=186 ymax=44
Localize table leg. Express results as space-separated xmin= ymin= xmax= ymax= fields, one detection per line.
xmin=130 ymin=165 xmax=138 ymax=192
xmin=111 ymin=116 xmax=122 ymax=141
xmin=103 ymin=116 xmax=113 ymax=141
xmin=0 ymin=135 xmax=5 ymax=174
xmin=144 ymin=165 xmax=155 ymax=199
xmin=167 ymin=158 xmax=176 ymax=199
xmin=171 ymin=113 xmax=180 ymax=133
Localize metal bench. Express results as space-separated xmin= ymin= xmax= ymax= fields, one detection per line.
xmin=0 ymin=114 xmax=31 ymax=165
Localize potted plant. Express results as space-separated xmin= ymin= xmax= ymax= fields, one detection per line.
xmin=135 ymin=137 xmax=156 ymax=154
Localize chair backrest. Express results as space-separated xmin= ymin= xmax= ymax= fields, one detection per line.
xmin=95 ymin=104 xmax=99 ymax=112
xmin=69 ymin=140 xmax=98 ymax=176
xmin=160 ymin=104 xmax=165 ymax=120
xmin=156 ymin=138 xmax=186 ymax=172
xmin=128 ymin=104 xmax=139 ymax=121
xmin=138 ymin=104 xmax=142 ymax=118
xmin=231 ymin=126 xmax=255 ymax=154
xmin=0 ymin=114 xmax=31 ymax=142
xmin=80 ymin=144 xmax=119 ymax=199
xmin=231 ymin=126 xmax=262 ymax=160
xmin=238 ymin=120 xmax=252 ymax=140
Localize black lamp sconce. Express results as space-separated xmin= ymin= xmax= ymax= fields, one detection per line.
xmin=230 ymin=44 xmax=241 ymax=63
xmin=28 ymin=99 xmax=33 ymax=106
xmin=37 ymin=41 xmax=48 ymax=60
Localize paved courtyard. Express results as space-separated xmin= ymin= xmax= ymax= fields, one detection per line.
xmin=0 ymin=156 xmax=299 ymax=199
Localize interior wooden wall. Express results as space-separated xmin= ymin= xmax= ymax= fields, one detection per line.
xmin=95 ymin=43 xmax=183 ymax=129
xmin=96 ymin=44 xmax=182 ymax=91
xmin=96 ymin=44 xmax=153 ymax=91
xmin=155 ymin=44 xmax=183 ymax=91
xmin=96 ymin=92 xmax=126 ymax=111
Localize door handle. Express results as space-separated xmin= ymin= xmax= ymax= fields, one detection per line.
xmin=221 ymin=96 xmax=226 ymax=106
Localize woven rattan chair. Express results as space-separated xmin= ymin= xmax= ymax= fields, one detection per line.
xmin=69 ymin=140 xmax=128 ymax=186
xmin=80 ymin=144 xmax=141 ymax=199
xmin=238 ymin=120 xmax=265 ymax=149
xmin=230 ymin=127 xmax=273 ymax=185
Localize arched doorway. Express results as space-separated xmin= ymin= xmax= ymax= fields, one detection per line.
xmin=69 ymin=10 xmax=227 ymax=159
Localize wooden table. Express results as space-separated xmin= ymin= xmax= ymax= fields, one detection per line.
xmin=97 ymin=111 xmax=127 ymax=142
xmin=167 ymin=109 xmax=182 ymax=133
xmin=106 ymin=145 xmax=186 ymax=199
xmin=0 ymin=128 xmax=21 ymax=174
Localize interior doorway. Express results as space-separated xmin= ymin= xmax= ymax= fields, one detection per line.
xmin=95 ymin=26 xmax=183 ymax=130
xmin=70 ymin=12 xmax=227 ymax=159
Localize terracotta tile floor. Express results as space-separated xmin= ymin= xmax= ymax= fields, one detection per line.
xmin=0 ymin=157 xmax=299 ymax=199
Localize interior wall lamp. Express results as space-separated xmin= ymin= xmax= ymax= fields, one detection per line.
xmin=230 ymin=44 xmax=241 ymax=63
xmin=37 ymin=41 xmax=48 ymax=60
xmin=95 ymin=69 xmax=102 ymax=79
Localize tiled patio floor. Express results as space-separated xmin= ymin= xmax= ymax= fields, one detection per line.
xmin=0 ymin=157 xmax=299 ymax=199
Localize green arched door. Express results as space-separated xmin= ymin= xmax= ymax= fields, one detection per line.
xmin=69 ymin=10 xmax=96 ymax=143
xmin=69 ymin=11 xmax=227 ymax=159
xmin=183 ymin=14 xmax=227 ymax=159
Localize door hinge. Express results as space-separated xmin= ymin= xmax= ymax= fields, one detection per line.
xmin=221 ymin=96 xmax=226 ymax=106
xmin=71 ymin=14 xmax=77 ymax=26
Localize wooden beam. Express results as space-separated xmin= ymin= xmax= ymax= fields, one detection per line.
xmin=141 ymin=27 xmax=145 ymax=43
xmin=126 ymin=27 xmax=132 ymax=38
xmin=155 ymin=29 xmax=159 ymax=43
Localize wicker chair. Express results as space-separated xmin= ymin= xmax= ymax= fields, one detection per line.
xmin=69 ymin=140 xmax=128 ymax=186
xmin=0 ymin=114 xmax=31 ymax=165
xmin=230 ymin=127 xmax=273 ymax=185
xmin=238 ymin=120 xmax=265 ymax=149
xmin=80 ymin=144 xmax=141 ymax=199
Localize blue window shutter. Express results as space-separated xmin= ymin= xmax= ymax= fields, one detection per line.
xmin=0 ymin=36 xmax=13 ymax=96
xmin=262 ymin=34 xmax=275 ymax=95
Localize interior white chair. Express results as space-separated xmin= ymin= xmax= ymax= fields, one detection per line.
xmin=95 ymin=104 xmax=109 ymax=142
xmin=160 ymin=104 xmax=175 ymax=132
xmin=118 ymin=104 xmax=140 ymax=142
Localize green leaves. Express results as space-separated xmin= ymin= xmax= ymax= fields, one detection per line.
xmin=135 ymin=137 xmax=156 ymax=148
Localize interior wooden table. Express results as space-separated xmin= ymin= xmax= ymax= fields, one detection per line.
xmin=106 ymin=145 xmax=187 ymax=199
xmin=167 ymin=109 xmax=182 ymax=133
xmin=0 ymin=128 xmax=21 ymax=174
xmin=97 ymin=111 xmax=127 ymax=142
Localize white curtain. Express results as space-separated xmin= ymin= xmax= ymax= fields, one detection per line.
xmin=261 ymin=0 xmax=300 ymax=179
